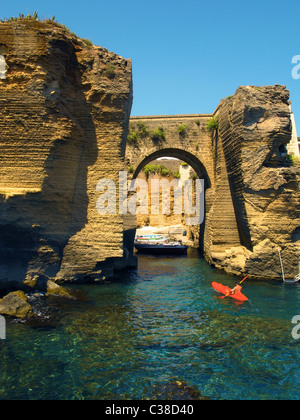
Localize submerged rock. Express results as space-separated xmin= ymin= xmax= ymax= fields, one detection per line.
xmin=144 ymin=380 xmax=209 ymax=400
xmin=0 ymin=279 xmax=77 ymax=320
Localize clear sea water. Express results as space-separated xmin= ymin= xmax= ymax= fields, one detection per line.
xmin=0 ymin=251 xmax=299 ymax=400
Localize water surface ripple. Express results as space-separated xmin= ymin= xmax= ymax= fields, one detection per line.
xmin=1 ymin=253 xmax=299 ymax=400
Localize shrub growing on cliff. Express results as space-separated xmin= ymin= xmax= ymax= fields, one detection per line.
xmin=143 ymin=164 xmax=168 ymax=178
xmin=82 ymin=39 xmax=93 ymax=48
xmin=127 ymin=130 xmax=139 ymax=145
xmin=104 ymin=64 xmax=116 ymax=79
xmin=178 ymin=124 xmax=187 ymax=137
xmin=136 ymin=121 xmax=149 ymax=139
xmin=143 ymin=164 xmax=181 ymax=180
xmin=289 ymin=153 xmax=300 ymax=167
xmin=1 ymin=10 xmax=39 ymax=23
xmin=151 ymin=126 xmax=165 ymax=143
xmin=206 ymin=117 xmax=219 ymax=132
xmin=0 ymin=12 xmax=77 ymax=38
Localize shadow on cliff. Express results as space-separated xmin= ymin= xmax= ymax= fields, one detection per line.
xmin=41 ymin=38 xmax=98 ymax=241
xmin=0 ymin=38 xmax=98 ymax=289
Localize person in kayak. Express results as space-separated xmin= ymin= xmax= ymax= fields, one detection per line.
xmin=230 ymin=282 xmax=242 ymax=295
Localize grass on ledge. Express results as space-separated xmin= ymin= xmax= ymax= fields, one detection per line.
xmin=0 ymin=11 xmax=81 ymax=40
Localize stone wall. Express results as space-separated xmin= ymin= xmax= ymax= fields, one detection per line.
xmin=127 ymin=114 xmax=214 ymax=182
xmin=135 ymin=160 xmax=184 ymax=228
xmin=126 ymin=113 xmax=247 ymax=269
xmin=125 ymin=114 xmax=233 ymax=254
xmin=0 ymin=20 xmax=133 ymax=287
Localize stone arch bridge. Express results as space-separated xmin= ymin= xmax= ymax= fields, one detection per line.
xmin=125 ymin=86 xmax=300 ymax=279
xmin=127 ymin=114 xmax=213 ymax=183
xmin=125 ymin=112 xmax=241 ymax=262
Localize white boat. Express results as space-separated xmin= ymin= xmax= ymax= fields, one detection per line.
xmin=135 ymin=234 xmax=168 ymax=243
xmin=134 ymin=241 xmax=188 ymax=255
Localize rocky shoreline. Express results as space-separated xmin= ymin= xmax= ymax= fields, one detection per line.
xmin=0 ymin=20 xmax=299 ymax=318
xmin=0 ymin=280 xmax=78 ymax=321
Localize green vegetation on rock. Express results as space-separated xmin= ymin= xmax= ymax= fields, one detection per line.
xmin=206 ymin=116 xmax=219 ymax=132
xmin=150 ymin=126 xmax=165 ymax=143
xmin=143 ymin=164 xmax=181 ymax=179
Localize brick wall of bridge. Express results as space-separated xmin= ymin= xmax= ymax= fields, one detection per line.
xmin=125 ymin=113 xmax=242 ymax=260
xmin=126 ymin=114 xmax=214 ymax=183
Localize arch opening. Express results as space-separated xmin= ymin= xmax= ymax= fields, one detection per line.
xmin=125 ymin=148 xmax=211 ymax=256
xmin=132 ymin=148 xmax=211 ymax=188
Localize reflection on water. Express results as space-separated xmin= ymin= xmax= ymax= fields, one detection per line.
xmin=0 ymin=253 xmax=300 ymax=400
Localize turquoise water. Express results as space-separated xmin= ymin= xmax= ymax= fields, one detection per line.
xmin=1 ymin=252 xmax=300 ymax=400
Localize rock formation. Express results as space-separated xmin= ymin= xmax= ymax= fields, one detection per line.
xmin=0 ymin=19 xmax=133 ymax=289
xmin=208 ymin=85 xmax=300 ymax=279
xmin=0 ymin=291 xmax=34 ymax=319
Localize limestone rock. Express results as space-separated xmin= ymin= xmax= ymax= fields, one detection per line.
xmin=212 ymin=246 xmax=251 ymax=276
xmin=0 ymin=291 xmax=34 ymax=318
xmin=212 ymin=85 xmax=300 ymax=279
xmin=0 ymin=20 xmax=133 ymax=287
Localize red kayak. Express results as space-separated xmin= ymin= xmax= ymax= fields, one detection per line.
xmin=212 ymin=282 xmax=248 ymax=302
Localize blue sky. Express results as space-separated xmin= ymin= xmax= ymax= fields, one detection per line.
xmin=2 ymin=0 xmax=300 ymax=131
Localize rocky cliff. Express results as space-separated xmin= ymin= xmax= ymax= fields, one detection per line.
xmin=0 ymin=19 xmax=133 ymax=289
xmin=209 ymin=85 xmax=300 ymax=279
xmin=0 ymin=20 xmax=298 ymax=289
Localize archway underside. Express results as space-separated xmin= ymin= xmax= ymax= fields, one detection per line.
xmin=132 ymin=148 xmax=211 ymax=188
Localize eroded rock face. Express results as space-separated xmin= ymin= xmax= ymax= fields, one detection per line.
xmin=211 ymin=85 xmax=300 ymax=279
xmin=0 ymin=20 xmax=133 ymax=287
